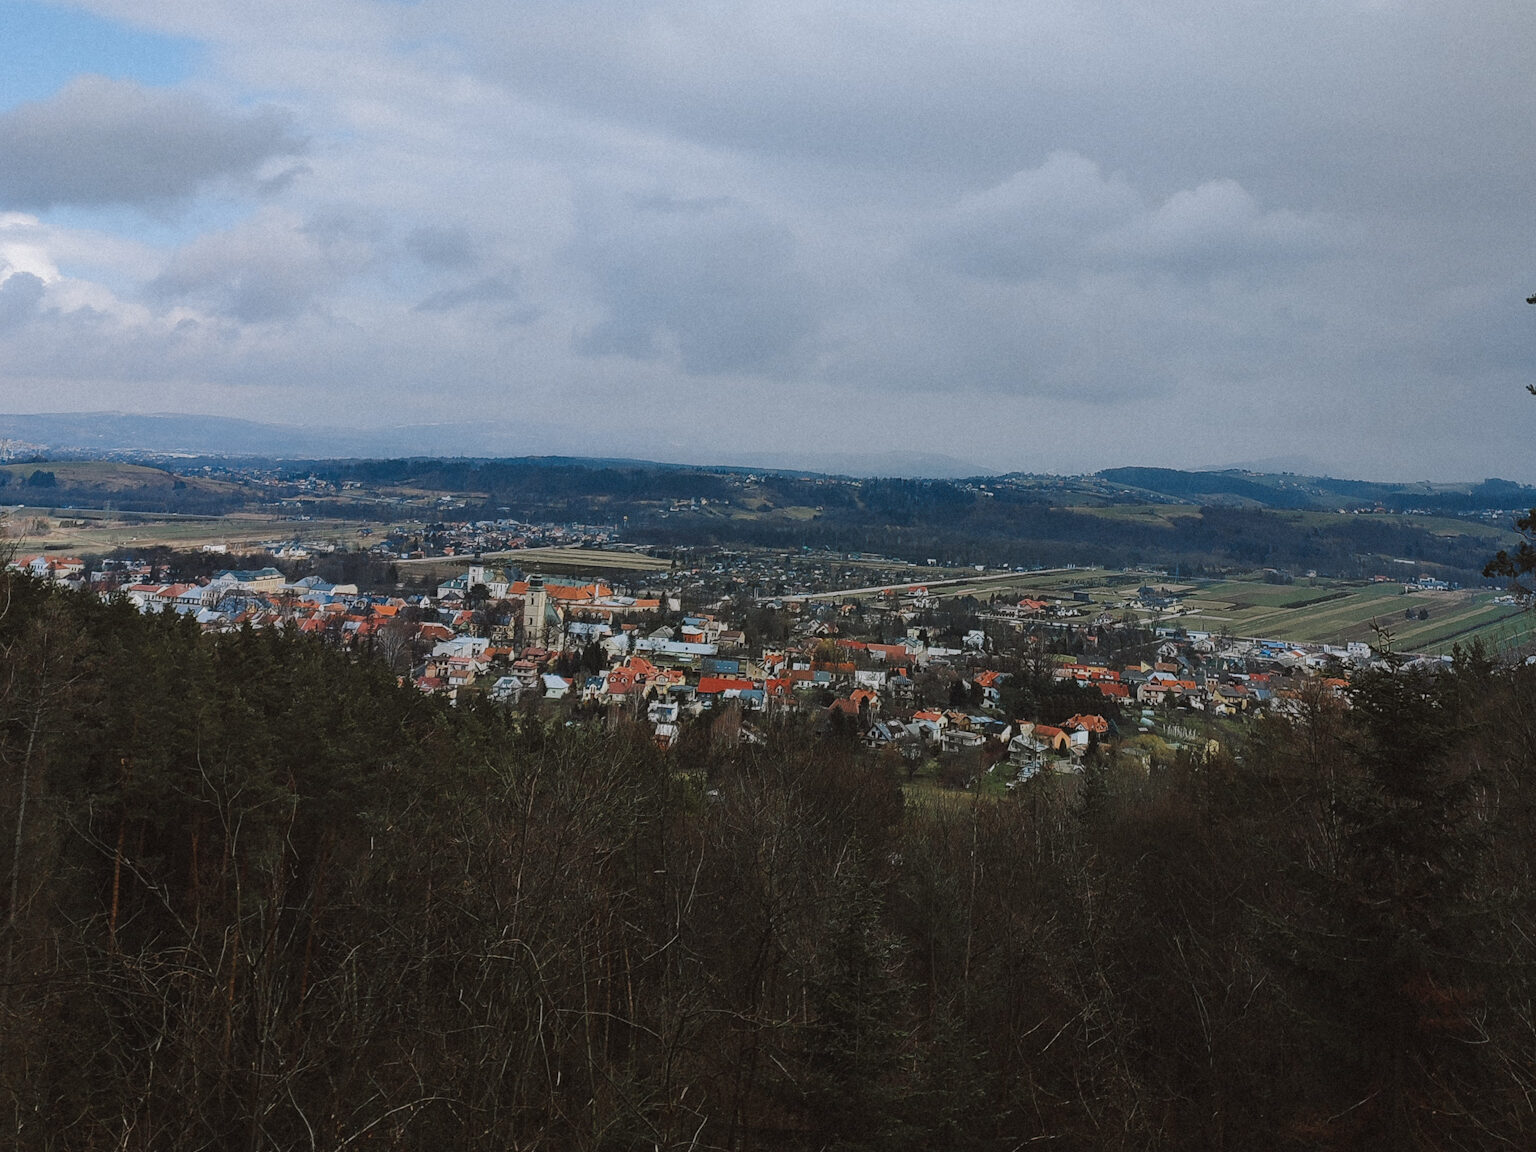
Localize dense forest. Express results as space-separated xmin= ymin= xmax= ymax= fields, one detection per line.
xmin=5 ymin=572 xmax=1536 ymax=1149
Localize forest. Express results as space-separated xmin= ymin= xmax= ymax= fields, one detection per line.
xmin=5 ymin=570 xmax=1536 ymax=1149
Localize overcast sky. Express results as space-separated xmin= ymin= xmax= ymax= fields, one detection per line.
xmin=0 ymin=0 xmax=1533 ymax=479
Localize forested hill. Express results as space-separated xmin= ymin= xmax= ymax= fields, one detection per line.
xmin=315 ymin=456 xmax=1536 ymax=517
xmin=1095 ymin=466 xmax=1536 ymax=513
xmin=7 ymin=572 xmax=1536 ymax=1148
xmin=0 ymin=451 xmax=1526 ymax=580
xmin=300 ymin=457 xmax=1524 ymax=581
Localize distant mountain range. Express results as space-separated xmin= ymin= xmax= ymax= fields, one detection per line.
xmin=0 ymin=412 xmax=989 ymax=479
xmin=2 ymin=412 xmax=1535 ymax=513
xmin=0 ymin=412 xmax=487 ymax=461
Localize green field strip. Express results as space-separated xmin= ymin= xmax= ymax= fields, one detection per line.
xmin=1433 ymin=613 xmax=1536 ymax=657
xmin=1392 ymin=605 xmax=1524 ymax=649
xmin=1227 ymin=590 xmax=1350 ymax=610
xmin=1176 ymin=589 xmax=1520 ymax=651
xmin=1284 ymin=593 xmax=1484 ymax=646
xmin=1194 ymin=582 xmax=1348 ymax=608
xmin=1137 ymin=572 xmax=1529 ymax=653
xmin=1226 ymin=590 xmax=1438 ymax=644
xmin=1234 ymin=601 xmax=1369 ymax=638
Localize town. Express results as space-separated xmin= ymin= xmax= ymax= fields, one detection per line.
xmin=14 ymin=530 xmax=1460 ymax=792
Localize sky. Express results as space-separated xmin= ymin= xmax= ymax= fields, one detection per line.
xmin=0 ymin=0 xmax=1533 ymax=479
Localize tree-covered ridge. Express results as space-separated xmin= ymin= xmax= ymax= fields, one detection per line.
xmin=1 ymin=450 xmax=1520 ymax=582
xmin=4 ymin=573 xmax=1536 ymax=1149
xmin=308 ymin=459 xmax=1515 ymax=580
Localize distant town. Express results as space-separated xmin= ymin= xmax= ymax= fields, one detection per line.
xmin=14 ymin=508 xmax=1513 ymax=789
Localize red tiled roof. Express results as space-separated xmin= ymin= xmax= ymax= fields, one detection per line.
xmin=697 ymin=677 xmax=757 ymax=694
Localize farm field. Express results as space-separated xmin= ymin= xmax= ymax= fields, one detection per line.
xmin=1072 ymin=504 xmax=1195 ymax=528
xmin=1172 ymin=578 xmax=1532 ymax=656
xmin=1190 ymin=580 xmax=1347 ymax=608
xmin=2 ymin=506 xmax=381 ymax=554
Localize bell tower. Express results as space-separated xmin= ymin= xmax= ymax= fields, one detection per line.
xmin=522 ymin=575 xmax=549 ymax=647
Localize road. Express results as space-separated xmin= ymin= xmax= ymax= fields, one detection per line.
xmin=760 ymin=567 xmax=1094 ymax=603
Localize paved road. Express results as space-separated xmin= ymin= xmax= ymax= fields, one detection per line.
xmin=761 ymin=567 xmax=1093 ymax=603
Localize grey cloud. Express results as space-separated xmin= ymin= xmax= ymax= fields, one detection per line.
xmin=415 ymin=274 xmax=528 ymax=315
xmin=443 ymin=0 xmax=1536 ymax=237
xmin=0 ymin=76 xmax=305 ymax=209
xmin=406 ymin=225 xmax=478 ymax=268
xmin=257 ymin=164 xmax=313 ymax=197
xmin=571 ymin=195 xmax=818 ymax=376
xmin=150 ymin=212 xmax=372 ymax=322
xmin=301 ymin=209 xmax=390 ymax=253
xmin=0 ymin=273 xmax=46 ymax=331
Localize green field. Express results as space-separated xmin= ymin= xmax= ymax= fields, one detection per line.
xmin=1171 ymin=578 xmax=1533 ymax=656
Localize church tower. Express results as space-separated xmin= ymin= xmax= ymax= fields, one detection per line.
xmin=522 ymin=575 xmax=549 ymax=647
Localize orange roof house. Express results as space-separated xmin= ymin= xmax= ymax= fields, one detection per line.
xmin=1033 ymin=724 xmax=1071 ymax=751
xmin=697 ymin=677 xmax=757 ymax=695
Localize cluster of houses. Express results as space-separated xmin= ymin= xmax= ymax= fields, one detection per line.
xmin=12 ymin=551 xmax=1403 ymax=774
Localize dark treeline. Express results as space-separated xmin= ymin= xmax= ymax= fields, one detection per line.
xmin=5 ymin=574 xmax=1536 ymax=1149
xmin=316 ymin=457 xmax=738 ymax=505
xmin=87 ymin=545 xmax=403 ymax=591
xmin=1 ymin=482 xmax=249 ymax=516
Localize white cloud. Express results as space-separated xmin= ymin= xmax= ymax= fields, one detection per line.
xmin=929 ymin=154 xmax=1334 ymax=282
